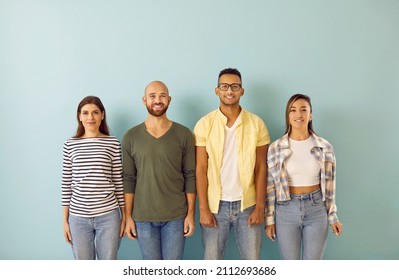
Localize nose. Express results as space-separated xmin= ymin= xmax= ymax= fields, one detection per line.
xmin=154 ymin=95 xmax=162 ymax=103
xmin=226 ymin=85 xmax=234 ymax=93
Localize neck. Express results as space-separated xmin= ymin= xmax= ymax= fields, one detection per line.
xmin=220 ymin=104 xmax=241 ymax=127
xmin=145 ymin=114 xmax=170 ymax=128
xmin=144 ymin=114 xmax=172 ymax=138
xmin=82 ymin=130 xmax=103 ymax=138
xmin=289 ymin=129 xmax=311 ymax=141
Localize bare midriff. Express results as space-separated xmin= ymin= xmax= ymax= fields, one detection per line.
xmin=289 ymin=184 xmax=320 ymax=194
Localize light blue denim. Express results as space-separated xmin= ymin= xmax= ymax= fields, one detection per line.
xmin=68 ymin=208 xmax=121 ymax=260
xmin=275 ymin=189 xmax=328 ymax=260
xmin=201 ymin=201 xmax=262 ymax=260
xmin=135 ymin=217 xmax=185 ymax=260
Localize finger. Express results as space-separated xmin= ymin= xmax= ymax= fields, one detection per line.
xmin=183 ymin=223 xmax=190 ymax=235
xmin=125 ymin=227 xmax=136 ymax=240
xmin=267 ymin=231 xmax=274 ymax=241
xmin=131 ymin=229 xmax=137 ymax=240
xmin=203 ymin=221 xmax=213 ymax=227
xmin=336 ymin=225 xmax=342 ymax=236
xmin=65 ymin=232 xmax=73 ymax=245
xmin=332 ymin=226 xmax=340 ymax=236
xmin=212 ymin=216 xmax=218 ymax=227
xmin=184 ymin=225 xmax=195 ymax=237
xmin=267 ymin=228 xmax=276 ymax=241
xmin=131 ymin=223 xmax=137 ymax=237
xmin=127 ymin=231 xmax=137 ymax=240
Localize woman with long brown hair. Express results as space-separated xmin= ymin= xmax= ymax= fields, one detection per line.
xmin=62 ymin=96 xmax=125 ymax=259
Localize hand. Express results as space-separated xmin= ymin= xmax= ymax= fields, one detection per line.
xmin=63 ymin=221 xmax=72 ymax=245
xmin=265 ymin=225 xmax=276 ymax=241
xmin=248 ymin=206 xmax=265 ymax=225
xmin=125 ymin=217 xmax=137 ymax=240
xmin=184 ymin=214 xmax=195 ymax=237
xmin=330 ymin=222 xmax=343 ymax=237
xmin=199 ymin=208 xmax=217 ymax=228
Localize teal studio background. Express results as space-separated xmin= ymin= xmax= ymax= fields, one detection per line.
xmin=0 ymin=0 xmax=398 ymax=260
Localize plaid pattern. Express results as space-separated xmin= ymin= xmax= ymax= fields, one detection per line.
xmin=266 ymin=133 xmax=339 ymax=225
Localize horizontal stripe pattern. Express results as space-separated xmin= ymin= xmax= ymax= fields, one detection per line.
xmin=62 ymin=136 xmax=124 ymax=217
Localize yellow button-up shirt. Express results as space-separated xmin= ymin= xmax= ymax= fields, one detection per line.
xmin=194 ymin=108 xmax=270 ymax=212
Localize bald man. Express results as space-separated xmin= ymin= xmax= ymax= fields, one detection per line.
xmin=122 ymin=81 xmax=196 ymax=260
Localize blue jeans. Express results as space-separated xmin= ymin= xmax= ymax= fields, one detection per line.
xmin=276 ymin=189 xmax=328 ymax=260
xmin=68 ymin=209 xmax=121 ymax=260
xmin=135 ymin=218 xmax=185 ymax=260
xmin=201 ymin=201 xmax=262 ymax=260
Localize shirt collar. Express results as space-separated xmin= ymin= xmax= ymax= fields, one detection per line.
xmin=278 ymin=133 xmax=328 ymax=149
xmin=217 ymin=107 xmax=245 ymax=126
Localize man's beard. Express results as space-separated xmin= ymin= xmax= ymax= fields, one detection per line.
xmin=146 ymin=104 xmax=168 ymax=117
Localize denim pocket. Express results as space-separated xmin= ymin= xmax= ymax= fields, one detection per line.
xmin=311 ymin=195 xmax=322 ymax=206
xmin=277 ymin=200 xmax=289 ymax=206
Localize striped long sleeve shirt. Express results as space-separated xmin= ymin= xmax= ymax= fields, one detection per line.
xmin=62 ymin=136 xmax=125 ymax=217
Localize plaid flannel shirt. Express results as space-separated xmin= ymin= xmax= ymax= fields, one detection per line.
xmin=266 ymin=133 xmax=339 ymax=225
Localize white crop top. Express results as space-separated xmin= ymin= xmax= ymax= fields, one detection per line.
xmin=286 ymin=137 xmax=321 ymax=187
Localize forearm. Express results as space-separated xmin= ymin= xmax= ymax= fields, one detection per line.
xmin=119 ymin=206 xmax=126 ymax=219
xmin=196 ymin=170 xmax=210 ymax=211
xmin=195 ymin=147 xmax=210 ymax=211
xmin=254 ymin=168 xmax=266 ymax=208
xmin=63 ymin=207 xmax=69 ymax=223
xmin=254 ymin=145 xmax=267 ymax=208
xmin=124 ymin=193 xmax=135 ymax=219
xmin=185 ymin=193 xmax=196 ymax=216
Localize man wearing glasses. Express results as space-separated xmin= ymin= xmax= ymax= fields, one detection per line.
xmin=194 ymin=68 xmax=270 ymax=259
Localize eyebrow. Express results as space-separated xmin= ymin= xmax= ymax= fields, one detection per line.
xmin=148 ymin=92 xmax=168 ymax=95
xmin=290 ymin=105 xmax=308 ymax=108
xmin=81 ymin=109 xmax=100 ymax=112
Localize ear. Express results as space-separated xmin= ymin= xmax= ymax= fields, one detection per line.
xmin=101 ymin=111 xmax=104 ymax=120
xmin=241 ymin=88 xmax=244 ymax=96
xmin=215 ymin=87 xmax=219 ymax=96
xmin=142 ymin=96 xmax=146 ymax=105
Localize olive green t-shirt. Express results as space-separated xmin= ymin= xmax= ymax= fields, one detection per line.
xmin=122 ymin=122 xmax=196 ymax=222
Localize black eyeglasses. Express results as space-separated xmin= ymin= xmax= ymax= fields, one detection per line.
xmin=217 ymin=83 xmax=242 ymax=92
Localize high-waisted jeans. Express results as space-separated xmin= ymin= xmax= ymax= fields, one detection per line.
xmin=276 ymin=189 xmax=328 ymax=260
xmin=68 ymin=208 xmax=121 ymax=260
